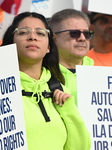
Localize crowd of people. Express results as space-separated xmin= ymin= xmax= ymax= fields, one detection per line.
xmin=1 ymin=5 xmax=111 ymax=150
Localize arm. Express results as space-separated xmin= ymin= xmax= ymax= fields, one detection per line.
xmin=54 ymin=88 xmax=91 ymax=150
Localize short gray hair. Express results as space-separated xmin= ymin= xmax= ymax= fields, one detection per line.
xmin=50 ymin=9 xmax=90 ymax=32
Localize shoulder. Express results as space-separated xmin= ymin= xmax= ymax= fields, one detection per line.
xmin=87 ymin=49 xmax=94 ymax=57
xmin=83 ymin=56 xmax=94 ymax=65
xmin=61 ymin=83 xmax=72 ymax=95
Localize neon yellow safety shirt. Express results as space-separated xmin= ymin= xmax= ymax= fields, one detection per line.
xmin=60 ymin=56 xmax=94 ymax=105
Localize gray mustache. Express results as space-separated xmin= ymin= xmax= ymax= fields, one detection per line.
xmin=75 ymin=43 xmax=87 ymax=47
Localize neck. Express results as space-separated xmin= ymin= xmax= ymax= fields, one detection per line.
xmin=19 ymin=61 xmax=42 ymax=80
xmin=93 ymin=37 xmax=112 ymax=53
xmin=60 ymin=58 xmax=83 ymax=69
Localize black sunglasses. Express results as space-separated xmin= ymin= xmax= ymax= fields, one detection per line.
xmin=54 ymin=29 xmax=94 ymax=40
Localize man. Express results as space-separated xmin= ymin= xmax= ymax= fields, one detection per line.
xmin=87 ymin=12 xmax=112 ymax=66
xmin=50 ymin=9 xmax=94 ymax=105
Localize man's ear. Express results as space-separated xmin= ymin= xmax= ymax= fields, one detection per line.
xmin=53 ymin=33 xmax=57 ymax=42
xmin=90 ymin=24 xmax=94 ymax=31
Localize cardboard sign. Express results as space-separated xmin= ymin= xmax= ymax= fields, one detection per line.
xmin=76 ymin=65 xmax=112 ymax=150
xmin=0 ymin=44 xmax=28 ymax=150
xmin=88 ymin=0 xmax=112 ymax=15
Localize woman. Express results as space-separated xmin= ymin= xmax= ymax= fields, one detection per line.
xmin=1 ymin=12 xmax=91 ymax=150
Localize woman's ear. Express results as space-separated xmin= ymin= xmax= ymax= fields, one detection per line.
xmin=47 ymin=45 xmax=50 ymax=53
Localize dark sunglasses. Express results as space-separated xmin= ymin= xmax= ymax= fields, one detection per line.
xmin=54 ymin=29 xmax=94 ymax=40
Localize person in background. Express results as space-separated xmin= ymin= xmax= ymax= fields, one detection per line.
xmin=87 ymin=12 xmax=112 ymax=66
xmin=50 ymin=9 xmax=94 ymax=105
xmin=1 ymin=12 xmax=91 ymax=150
xmin=0 ymin=8 xmax=4 ymax=45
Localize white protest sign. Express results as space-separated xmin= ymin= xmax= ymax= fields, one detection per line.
xmin=76 ymin=65 xmax=112 ymax=150
xmin=88 ymin=0 xmax=112 ymax=15
xmin=30 ymin=0 xmax=74 ymax=18
xmin=0 ymin=44 xmax=28 ymax=150
xmin=73 ymin=0 xmax=83 ymax=10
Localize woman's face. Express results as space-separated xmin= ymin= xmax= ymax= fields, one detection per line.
xmin=13 ymin=16 xmax=50 ymax=64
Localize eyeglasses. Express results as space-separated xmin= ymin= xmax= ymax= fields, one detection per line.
xmin=55 ymin=29 xmax=94 ymax=40
xmin=13 ymin=27 xmax=50 ymax=41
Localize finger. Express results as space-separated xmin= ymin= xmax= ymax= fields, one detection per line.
xmin=53 ymin=89 xmax=61 ymax=103
xmin=52 ymin=96 xmax=56 ymax=103
xmin=53 ymin=90 xmax=64 ymax=105
xmin=58 ymin=93 xmax=72 ymax=106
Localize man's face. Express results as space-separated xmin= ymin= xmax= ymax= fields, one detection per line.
xmin=92 ymin=14 xmax=112 ymax=42
xmin=54 ymin=18 xmax=90 ymax=60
